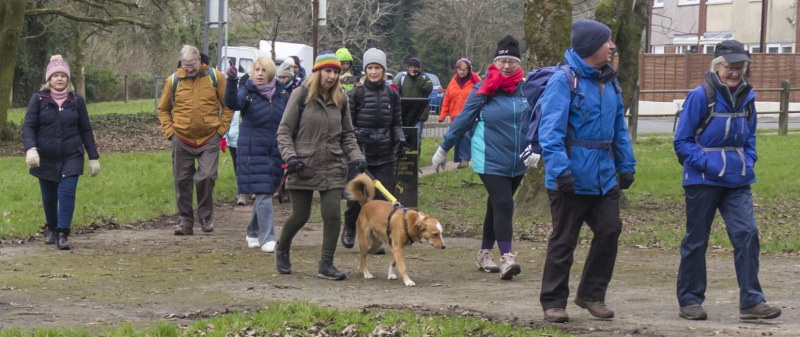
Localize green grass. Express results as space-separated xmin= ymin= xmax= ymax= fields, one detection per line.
xmin=0 ymin=302 xmax=570 ymax=336
xmin=7 ymin=98 xmax=156 ymax=124
xmin=0 ymin=149 xmax=236 ymax=239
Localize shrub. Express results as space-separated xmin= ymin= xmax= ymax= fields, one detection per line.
xmin=85 ymin=65 xmax=123 ymax=102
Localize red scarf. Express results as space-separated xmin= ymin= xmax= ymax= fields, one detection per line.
xmin=476 ymin=64 xmax=524 ymax=95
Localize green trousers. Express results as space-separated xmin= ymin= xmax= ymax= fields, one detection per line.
xmin=278 ymin=189 xmax=343 ymax=262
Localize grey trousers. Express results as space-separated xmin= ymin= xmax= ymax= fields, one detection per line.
xmin=172 ymin=134 xmax=220 ymax=226
xmin=246 ymin=194 xmax=276 ymax=244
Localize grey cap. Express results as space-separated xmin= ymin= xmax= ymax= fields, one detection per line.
xmin=362 ymin=48 xmax=387 ymax=72
xmin=277 ymin=61 xmax=294 ymax=78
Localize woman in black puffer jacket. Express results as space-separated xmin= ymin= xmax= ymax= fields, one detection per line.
xmin=340 ymin=48 xmax=408 ymax=250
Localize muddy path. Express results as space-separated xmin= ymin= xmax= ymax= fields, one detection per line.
xmin=0 ymin=201 xmax=797 ymax=336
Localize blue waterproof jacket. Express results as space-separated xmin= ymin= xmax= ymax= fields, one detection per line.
xmin=440 ymin=81 xmax=529 ymax=177
xmin=674 ymin=71 xmax=757 ymax=188
xmin=22 ymin=90 xmax=99 ymax=182
xmin=225 ymin=110 xmax=240 ymax=148
xmin=538 ymin=49 xmax=636 ymax=195
xmin=224 ymin=79 xmax=288 ymax=195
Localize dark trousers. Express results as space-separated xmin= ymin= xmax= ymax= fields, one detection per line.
xmin=344 ymin=161 xmax=394 ymax=231
xmin=677 ymin=185 xmax=764 ymax=309
xmin=454 ymin=129 xmax=472 ymax=163
xmin=39 ymin=176 xmax=79 ymax=229
xmin=540 ymin=187 xmax=622 ymax=310
xmin=279 ymin=189 xmax=342 ymax=262
xmin=478 ymin=174 xmax=524 ymax=244
xmin=229 ymin=146 xmax=241 ymax=194
xmin=172 ymin=134 xmax=220 ymax=226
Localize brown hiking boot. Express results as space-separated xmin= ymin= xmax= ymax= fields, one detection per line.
xmin=574 ymin=297 xmax=614 ymax=319
xmin=679 ymin=303 xmax=708 ymax=320
xmin=543 ymin=308 xmax=569 ymax=323
xmin=740 ymin=302 xmax=781 ymax=320
xmin=174 ymin=225 xmax=193 ymax=235
xmin=200 ymin=219 xmax=214 ymax=233
xmin=456 ymin=160 xmax=470 ymax=169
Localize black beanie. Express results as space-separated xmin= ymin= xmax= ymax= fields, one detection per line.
xmin=494 ymin=35 xmax=521 ymax=61
xmin=571 ymin=19 xmax=612 ymax=58
xmin=407 ymin=57 xmax=421 ymax=68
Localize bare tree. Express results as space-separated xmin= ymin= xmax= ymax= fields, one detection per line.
xmin=228 ymin=0 xmax=311 ymax=61
xmin=322 ymin=0 xmax=401 ymax=54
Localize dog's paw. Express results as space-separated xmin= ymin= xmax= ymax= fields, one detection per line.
xmin=387 ymin=273 xmax=397 ymax=280
xmin=404 ymin=279 xmax=416 ymax=287
xmin=363 ymin=273 xmax=374 ymax=279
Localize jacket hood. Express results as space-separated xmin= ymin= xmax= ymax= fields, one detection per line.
xmin=335 ymin=48 xmax=354 ymax=62
xmin=704 ymin=71 xmax=755 ymax=112
xmin=564 ymin=48 xmax=617 ymax=83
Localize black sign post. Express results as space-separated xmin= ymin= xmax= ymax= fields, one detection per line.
xmin=393 ymin=126 xmax=419 ymax=209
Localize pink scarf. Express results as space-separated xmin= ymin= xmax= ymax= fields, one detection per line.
xmin=476 ymin=64 xmax=524 ymax=95
xmin=50 ymin=87 xmax=69 ymax=109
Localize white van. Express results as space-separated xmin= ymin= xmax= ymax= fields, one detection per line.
xmin=259 ymin=40 xmax=313 ymax=75
xmin=219 ymin=46 xmax=259 ymax=79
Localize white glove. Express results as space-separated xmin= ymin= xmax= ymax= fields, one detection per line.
xmin=431 ymin=146 xmax=447 ymax=173
xmin=520 ymin=144 xmax=541 ymax=168
xmin=88 ymin=159 xmax=101 ymax=177
xmin=26 ymin=147 xmax=40 ymax=168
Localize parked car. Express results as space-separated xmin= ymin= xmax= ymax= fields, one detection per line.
xmin=395 ymin=71 xmax=445 ymax=117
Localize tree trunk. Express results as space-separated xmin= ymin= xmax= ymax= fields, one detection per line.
xmin=72 ymin=22 xmax=86 ymax=97
xmin=516 ymin=0 xmax=572 ymax=219
xmin=0 ymin=0 xmax=26 ymax=126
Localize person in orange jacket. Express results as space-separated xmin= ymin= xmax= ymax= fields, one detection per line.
xmin=439 ymin=58 xmax=481 ymax=169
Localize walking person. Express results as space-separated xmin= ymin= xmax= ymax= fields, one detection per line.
xmin=23 ymin=54 xmax=101 ymax=250
xmin=431 ymin=36 xmax=531 ymax=281
xmin=277 ymin=59 xmax=298 ymax=94
xmin=158 ymin=45 xmax=233 ymax=235
xmin=339 ymin=48 xmax=408 ymax=252
xmin=537 ymin=20 xmax=636 ymax=323
xmin=336 ymin=47 xmax=358 ymax=92
xmin=438 ymin=58 xmax=481 ymax=169
xmin=275 ymin=51 xmax=366 ymax=280
xmin=395 ymin=57 xmax=432 ymax=145
xmin=225 ymin=56 xmax=289 ymax=253
xmin=674 ymin=39 xmax=781 ymax=321
xmin=289 ymin=55 xmax=306 ymax=90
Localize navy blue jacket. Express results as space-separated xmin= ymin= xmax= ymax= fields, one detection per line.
xmin=224 ymin=79 xmax=288 ymax=195
xmin=22 ymin=90 xmax=99 ymax=182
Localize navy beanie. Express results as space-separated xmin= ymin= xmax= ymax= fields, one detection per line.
xmin=407 ymin=57 xmax=421 ymax=68
xmin=571 ymin=19 xmax=612 ymax=58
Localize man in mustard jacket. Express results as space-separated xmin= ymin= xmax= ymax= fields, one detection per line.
xmin=158 ymin=44 xmax=233 ymax=235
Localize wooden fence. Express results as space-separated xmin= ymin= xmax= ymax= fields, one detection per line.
xmin=638 ymin=53 xmax=800 ymax=102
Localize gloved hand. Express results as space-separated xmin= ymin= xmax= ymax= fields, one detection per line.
xmin=285 ymin=157 xmax=305 ymax=174
xmin=88 ymin=159 xmax=101 ymax=177
xmin=556 ymin=174 xmax=575 ymax=194
xmin=26 ymin=147 xmax=40 ymax=169
xmin=618 ymin=172 xmax=635 ymax=190
xmin=220 ymin=137 xmax=228 ymax=153
xmin=395 ymin=142 xmax=410 ymax=159
xmin=226 ymin=60 xmax=238 ymax=80
xmin=519 ymin=144 xmax=541 ymax=168
xmin=431 ymin=146 xmax=447 ymax=173
xmin=354 ymin=159 xmax=368 ymax=173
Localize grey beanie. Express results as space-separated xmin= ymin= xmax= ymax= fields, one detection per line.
xmin=571 ymin=19 xmax=612 ymax=58
xmin=362 ymin=48 xmax=387 ymax=72
xmin=277 ymin=61 xmax=294 ymax=78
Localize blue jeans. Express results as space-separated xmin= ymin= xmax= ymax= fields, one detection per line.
xmin=677 ymin=185 xmax=765 ymax=309
xmin=246 ymin=194 xmax=276 ymax=244
xmin=39 ymin=176 xmax=80 ymax=229
xmin=415 ymin=121 xmax=424 ymax=147
xmin=454 ymin=129 xmax=472 ymax=163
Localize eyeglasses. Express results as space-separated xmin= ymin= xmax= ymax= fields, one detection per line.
xmin=495 ymin=59 xmax=519 ymax=66
xmin=181 ymin=60 xmax=199 ymax=70
xmin=722 ymin=64 xmax=746 ymax=74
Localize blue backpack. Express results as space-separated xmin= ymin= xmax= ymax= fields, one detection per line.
xmin=521 ymin=63 xmax=578 ymax=155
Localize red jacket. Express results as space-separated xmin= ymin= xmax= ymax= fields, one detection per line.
xmin=439 ymin=72 xmax=481 ymax=123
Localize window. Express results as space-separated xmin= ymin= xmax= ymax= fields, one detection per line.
xmin=239 ymin=58 xmax=254 ymax=74
xmin=652 ymin=45 xmax=665 ymax=54
xmin=676 ymin=45 xmax=698 ymax=54
xmin=704 ymin=45 xmax=715 ymax=54
xmin=678 ymin=0 xmax=700 ymax=5
xmin=706 ymin=0 xmax=733 ymax=4
xmin=766 ymin=43 xmax=793 ymax=53
xmin=783 ymin=46 xmax=793 ymax=53
xmin=747 ymin=44 xmax=761 ymax=53
xmin=653 ymin=0 xmax=664 ymax=8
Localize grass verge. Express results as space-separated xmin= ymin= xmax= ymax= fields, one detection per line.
xmin=7 ymin=98 xmax=156 ymax=124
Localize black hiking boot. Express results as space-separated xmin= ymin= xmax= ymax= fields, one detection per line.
xmin=44 ymin=225 xmax=57 ymax=245
xmin=56 ymin=228 xmax=71 ymax=250
xmin=275 ymin=241 xmax=292 ymax=274
xmin=316 ymin=260 xmax=346 ymax=281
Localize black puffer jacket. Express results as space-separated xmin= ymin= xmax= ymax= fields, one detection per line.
xmin=349 ymin=80 xmax=405 ymax=165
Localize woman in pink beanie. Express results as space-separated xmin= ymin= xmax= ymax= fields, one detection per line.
xmin=22 ymin=54 xmax=101 ymax=250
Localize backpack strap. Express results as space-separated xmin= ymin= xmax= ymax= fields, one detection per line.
xmin=694 ymin=82 xmax=717 ymax=137
xmin=170 ymin=69 xmax=219 ymax=106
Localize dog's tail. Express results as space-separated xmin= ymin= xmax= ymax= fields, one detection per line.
xmin=346 ymin=173 xmax=375 ymax=206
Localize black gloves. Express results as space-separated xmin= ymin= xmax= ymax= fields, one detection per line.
xmin=395 ymin=142 xmax=410 ymax=158
xmin=354 ymin=159 xmax=368 ymax=173
xmin=618 ymin=173 xmax=635 ymax=190
xmin=556 ymin=174 xmax=575 ymax=194
xmin=285 ymin=157 xmax=305 ymax=174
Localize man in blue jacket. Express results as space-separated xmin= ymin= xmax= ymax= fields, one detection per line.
xmin=537 ymin=19 xmax=636 ymax=323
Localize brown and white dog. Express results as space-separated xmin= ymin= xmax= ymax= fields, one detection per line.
xmin=346 ymin=173 xmax=445 ymax=286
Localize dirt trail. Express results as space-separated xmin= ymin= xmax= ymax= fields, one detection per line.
xmin=0 ymin=201 xmax=797 ymax=336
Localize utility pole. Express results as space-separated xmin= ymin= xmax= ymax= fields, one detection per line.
xmin=760 ymin=0 xmax=768 ymax=53
xmin=312 ymin=0 xmax=319 ymax=58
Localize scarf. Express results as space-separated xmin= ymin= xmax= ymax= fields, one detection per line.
xmin=456 ymin=72 xmax=481 ymax=88
xmin=50 ymin=87 xmax=69 ymax=109
xmin=476 ymin=64 xmax=524 ymax=95
xmin=255 ymin=79 xmax=277 ymax=99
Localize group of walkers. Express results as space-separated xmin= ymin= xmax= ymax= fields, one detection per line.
xmin=21 ymin=18 xmax=779 ymax=323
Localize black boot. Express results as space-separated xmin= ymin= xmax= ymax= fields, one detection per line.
xmin=275 ymin=241 xmax=292 ymax=274
xmin=317 ymin=260 xmax=346 ymax=281
xmin=44 ymin=225 xmax=57 ymax=245
xmin=56 ymin=228 xmax=71 ymax=250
